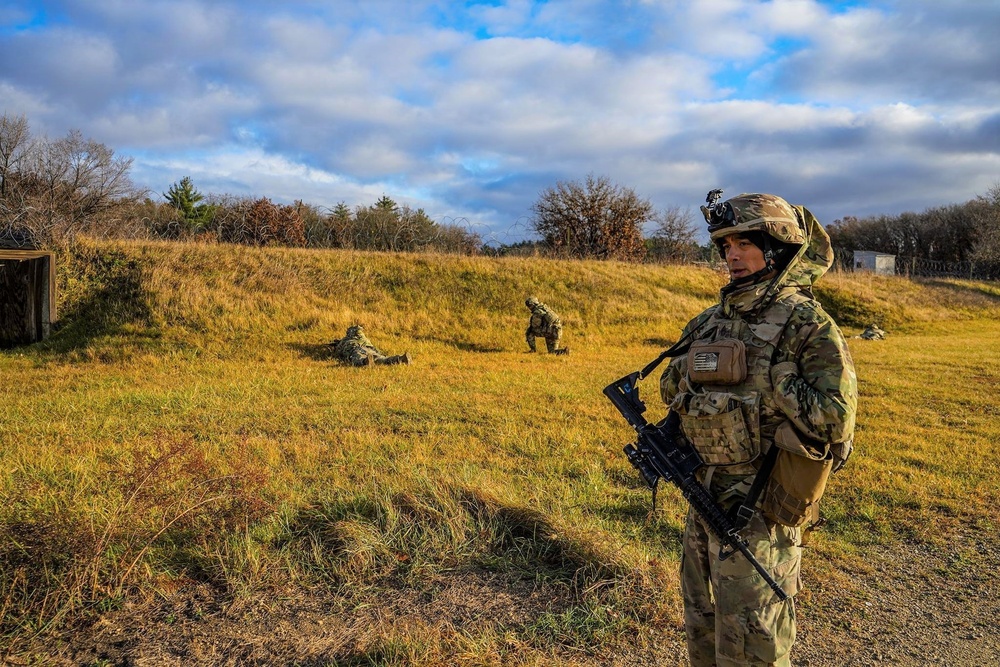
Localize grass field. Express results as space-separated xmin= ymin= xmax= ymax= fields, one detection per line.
xmin=2 ymin=239 xmax=999 ymax=665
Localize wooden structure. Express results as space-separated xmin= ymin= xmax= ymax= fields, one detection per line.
xmin=1 ymin=249 xmax=57 ymax=346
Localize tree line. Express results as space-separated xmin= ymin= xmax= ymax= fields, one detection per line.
xmin=0 ymin=113 xmax=482 ymax=254
xmin=827 ymin=186 xmax=1000 ymax=278
xmin=5 ymin=111 xmax=998 ymax=269
xmin=0 ymin=112 xmax=705 ymax=261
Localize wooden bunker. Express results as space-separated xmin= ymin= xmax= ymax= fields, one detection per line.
xmin=1 ymin=249 xmax=57 ymax=347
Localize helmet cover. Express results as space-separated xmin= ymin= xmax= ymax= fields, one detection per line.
xmin=701 ymin=191 xmax=805 ymax=246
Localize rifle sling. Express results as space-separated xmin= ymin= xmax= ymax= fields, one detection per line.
xmin=637 ymin=321 xmax=708 ymax=380
xmin=733 ymin=443 xmax=779 ymax=529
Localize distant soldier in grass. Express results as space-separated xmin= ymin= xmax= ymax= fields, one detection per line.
xmin=329 ymin=324 xmax=411 ymax=366
xmin=659 ymin=191 xmax=857 ymax=666
xmin=524 ymin=296 xmax=569 ymax=355
xmin=857 ymin=323 xmax=887 ymax=340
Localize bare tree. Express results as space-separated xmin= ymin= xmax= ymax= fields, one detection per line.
xmin=426 ymin=222 xmax=482 ymax=255
xmin=0 ymin=112 xmax=31 ymax=200
xmin=970 ymin=182 xmax=1000 ymax=265
xmin=59 ymin=130 xmax=138 ymax=225
xmin=648 ymin=205 xmax=698 ymax=263
xmin=531 ymin=174 xmax=651 ymax=261
xmin=2 ymin=128 xmax=140 ymax=245
xmin=0 ymin=113 xmax=35 ymax=245
xmin=215 ymin=196 xmax=306 ymax=247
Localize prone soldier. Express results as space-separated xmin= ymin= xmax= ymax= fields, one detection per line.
xmin=329 ymin=325 xmax=411 ymax=367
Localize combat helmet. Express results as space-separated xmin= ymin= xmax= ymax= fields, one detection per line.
xmin=525 ymin=296 xmax=540 ymax=309
xmin=701 ymin=190 xmax=805 ymax=246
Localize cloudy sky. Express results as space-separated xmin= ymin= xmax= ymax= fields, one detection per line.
xmin=2 ymin=0 xmax=998 ymax=243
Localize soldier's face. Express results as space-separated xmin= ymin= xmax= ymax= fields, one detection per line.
xmin=721 ymin=234 xmax=767 ymax=281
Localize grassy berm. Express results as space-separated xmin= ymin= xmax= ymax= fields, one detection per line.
xmin=2 ymin=239 xmax=998 ymax=666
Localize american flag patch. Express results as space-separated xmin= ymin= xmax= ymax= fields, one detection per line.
xmin=693 ymin=352 xmax=719 ymax=372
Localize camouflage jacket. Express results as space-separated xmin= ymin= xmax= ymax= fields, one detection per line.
xmin=660 ymin=205 xmax=857 ymax=474
xmin=527 ymin=303 xmax=561 ymax=336
xmin=331 ymin=328 xmax=380 ymax=360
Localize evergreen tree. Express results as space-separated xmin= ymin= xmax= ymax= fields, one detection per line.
xmin=164 ymin=177 xmax=214 ymax=232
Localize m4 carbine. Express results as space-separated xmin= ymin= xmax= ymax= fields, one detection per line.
xmin=603 ymin=370 xmax=789 ymax=601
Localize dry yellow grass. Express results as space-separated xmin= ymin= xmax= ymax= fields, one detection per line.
xmin=2 ymin=238 xmax=998 ymax=664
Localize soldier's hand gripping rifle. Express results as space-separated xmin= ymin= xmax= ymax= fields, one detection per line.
xmin=603 ymin=368 xmax=789 ymax=601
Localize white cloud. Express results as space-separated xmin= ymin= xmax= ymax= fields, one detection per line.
xmin=754 ymin=0 xmax=827 ymax=33
xmin=771 ymin=2 xmax=1000 ymax=105
xmin=1 ymin=0 xmax=997 ymax=239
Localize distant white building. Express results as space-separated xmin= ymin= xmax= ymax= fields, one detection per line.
xmin=853 ymin=250 xmax=896 ymax=276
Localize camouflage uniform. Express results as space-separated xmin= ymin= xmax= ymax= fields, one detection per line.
xmin=660 ymin=193 xmax=857 ymax=666
xmin=857 ymin=323 xmax=886 ymax=340
xmin=525 ymin=296 xmax=568 ymax=355
xmin=330 ymin=325 xmax=411 ymax=366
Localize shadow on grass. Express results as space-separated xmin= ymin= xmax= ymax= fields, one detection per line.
xmin=279 ymin=486 xmax=635 ymax=587
xmin=813 ymin=284 xmax=884 ymax=328
xmin=451 ymin=340 xmax=506 ymax=353
xmin=606 ymin=466 xmax=648 ymax=490
xmin=33 ymin=247 xmax=158 ymax=358
xmin=288 ymin=341 xmax=338 ymax=361
xmin=413 ymin=335 xmax=506 ymax=353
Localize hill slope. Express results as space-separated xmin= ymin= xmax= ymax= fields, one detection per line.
xmin=42 ymin=238 xmax=1000 ymax=355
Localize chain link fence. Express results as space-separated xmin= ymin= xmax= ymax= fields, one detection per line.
xmin=832 ymin=248 xmax=1000 ymax=281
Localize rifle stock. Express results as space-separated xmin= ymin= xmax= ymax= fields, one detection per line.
xmin=604 ymin=373 xmax=789 ymax=602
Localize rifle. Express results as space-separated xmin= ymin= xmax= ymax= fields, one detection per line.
xmin=603 ymin=369 xmax=789 ymax=601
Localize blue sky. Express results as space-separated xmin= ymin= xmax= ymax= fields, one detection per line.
xmin=2 ymin=0 xmax=998 ymax=244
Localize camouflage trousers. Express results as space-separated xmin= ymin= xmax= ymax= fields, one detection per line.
xmin=340 ymin=346 xmax=410 ymax=367
xmin=681 ymin=507 xmax=801 ymax=667
xmin=526 ymin=327 xmax=562 ymax=353
xmin=340 ymin=345 xmax=386 ymax=366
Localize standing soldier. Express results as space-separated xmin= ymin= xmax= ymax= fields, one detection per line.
xmin=524 ymin=296 xmax=569 ymax=355
xmin=659 ymin=191 xmax=857 ymax=666
xmin=329 ymin=324 xmax=411 ymax=366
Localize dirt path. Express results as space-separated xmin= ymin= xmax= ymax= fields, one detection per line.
xmin=5 ymin=532 xmax=997 ymax=666
xmin=794 ymin=532 xmax=999 ymax=666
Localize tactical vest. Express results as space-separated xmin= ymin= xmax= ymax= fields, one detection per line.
xmin=671 ymin=292 xmax=832 ymax=527
xmin=335 ymin=333 xmax=377 ymax=359
xmin=530 ymin=306 xmax=560 ymax=336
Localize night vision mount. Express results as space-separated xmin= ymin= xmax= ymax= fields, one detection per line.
xmin=700 ymin=188 xmax=735 ymax=231
xmin=705 ymin=188 xmax=724 ymax=210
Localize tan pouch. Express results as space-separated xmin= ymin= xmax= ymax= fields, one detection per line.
xmin=762 ymin=449 xmax=833 ymax=527
xmin=687 ymin=339 xmax=747 ymax=385
xmin=773 ymin=420 xmax=829 ymax=460
xmin=679 ymin=392 xmax=759 ymax=466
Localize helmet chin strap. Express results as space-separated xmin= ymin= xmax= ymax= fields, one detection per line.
xmin=722 ymin=260 xmax=777 ymax=293
xmin=721 ymin=233 xmax=778 ymax=293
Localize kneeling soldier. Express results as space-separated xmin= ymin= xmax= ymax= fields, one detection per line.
xmin=524 ymin=296 xmax=569 ymax=355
